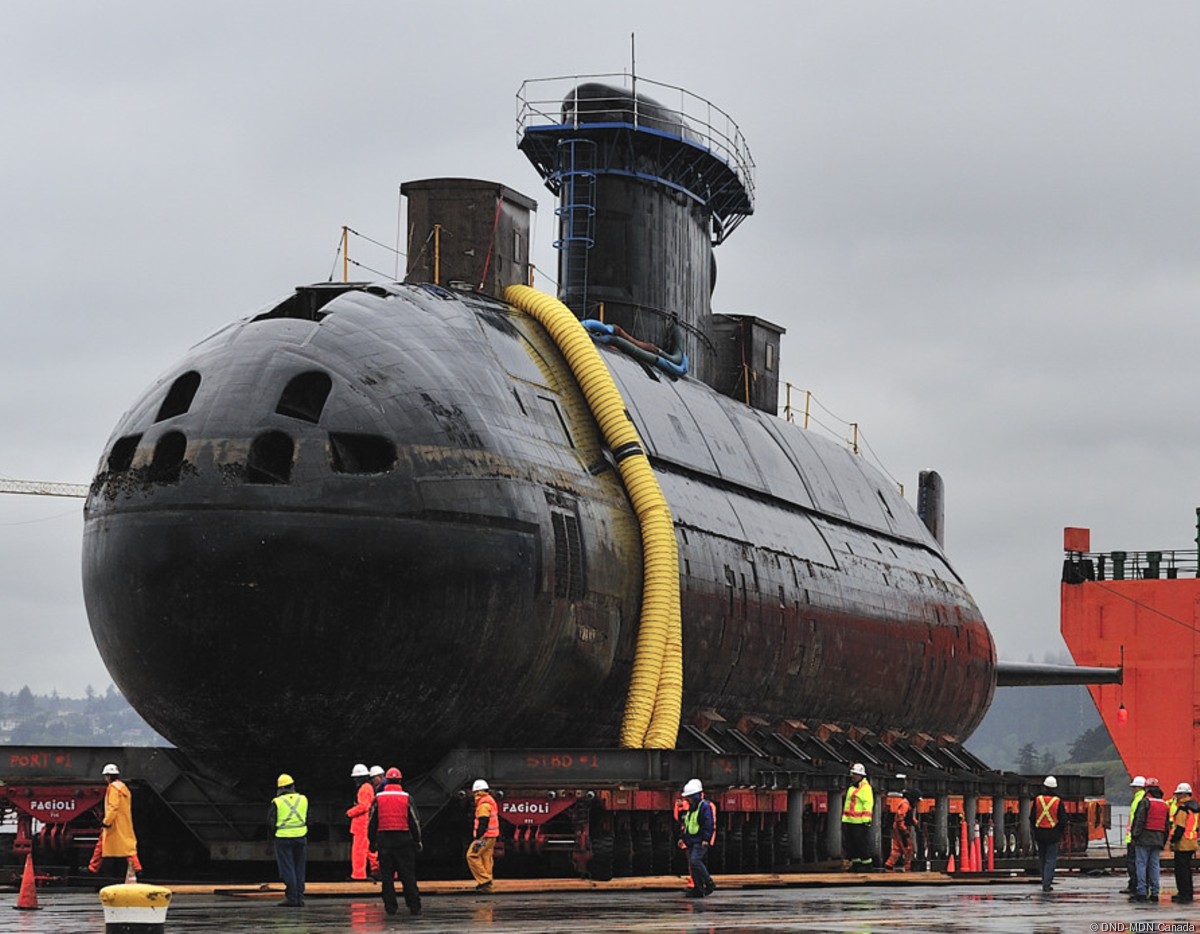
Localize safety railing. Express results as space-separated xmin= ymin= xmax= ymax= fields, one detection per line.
xmin=1064 ymin=548 xmax=1200 ymax=580
xmin=516 ymin=73 xmax=755 ymax=210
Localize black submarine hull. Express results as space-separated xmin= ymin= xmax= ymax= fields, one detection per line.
xmin=82 ymin=281 xmax=994 ymax=787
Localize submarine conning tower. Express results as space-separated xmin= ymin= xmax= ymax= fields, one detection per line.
xmin=517 ymin=74 xmax=777 ymax=408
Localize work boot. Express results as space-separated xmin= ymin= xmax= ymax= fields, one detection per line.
xmin=703 ymin=880 xmax=716 ymax=896
xmin=685 ymin=887 xmax=705 ymax=898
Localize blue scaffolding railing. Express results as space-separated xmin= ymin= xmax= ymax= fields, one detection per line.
xmin=516 ymin=73 xmax=754 ymax=244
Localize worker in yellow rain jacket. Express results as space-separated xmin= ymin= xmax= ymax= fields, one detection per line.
xmin=841 ymin=763 xmax=874 ymax=870
xmin=99 ymin=762 xmax=138 ymax=880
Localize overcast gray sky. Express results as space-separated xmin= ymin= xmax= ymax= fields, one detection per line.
xmin=2 ymin=2 xmax=1197 ymax=696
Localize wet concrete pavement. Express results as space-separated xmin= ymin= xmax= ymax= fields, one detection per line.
xmin=4 ymin=874 xmax=1197 ymax=933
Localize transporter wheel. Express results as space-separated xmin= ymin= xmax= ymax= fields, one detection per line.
xmin=758 ymin=821 xmax=776 ymax=872
xmin=613 ymin=823 xmax=633 ymax=877
xmin=743 ymin=822 xmax=760 ymax=873
xmin=651 ymin=815 xmax=674 ymax=875
xmin=632 ymin=826 xmax=653 ymax=876
xmin=725 ymin=819 xmax=743 ymax=873
xmin=589 ymin=830 xmax=614 ymax=882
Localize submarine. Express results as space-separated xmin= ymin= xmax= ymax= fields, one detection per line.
xmin=81 ymin=75 xmax=998 ymax=789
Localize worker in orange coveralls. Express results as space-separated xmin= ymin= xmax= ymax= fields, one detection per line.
xmin=883 ymin=788 xmax=921 ymax=872
xmin=367 ymin=766 xmax=385 ymax=876
xmin=97 ymin=762 xmax=139 ymax=880
xmin=346 ymin=763 xmax=375 ymax=880
xmin=466 ymin=779 xmax=501 ymax=890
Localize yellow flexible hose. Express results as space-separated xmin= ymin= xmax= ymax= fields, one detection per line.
xmin=504 ymin=285 xmax=682 ymax=749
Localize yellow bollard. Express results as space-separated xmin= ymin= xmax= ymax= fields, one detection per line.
xmin=98 ymin=883 xmax=172 ymax=932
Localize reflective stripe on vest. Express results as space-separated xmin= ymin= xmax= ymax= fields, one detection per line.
xmin=843 ymin=780 xmax=873 ymax=824
xmin=476 ymin=793 xmax=500 ymax=838
xmin=376 ymin=786 xmax=411 ymax=831
xmin=1145 ymin=797 xmax=1169 ymax=833
xmin=1034 ymin=795 xmax=1060 ymax=829
xmin=274 ymin=792 xmax=308 ymax=838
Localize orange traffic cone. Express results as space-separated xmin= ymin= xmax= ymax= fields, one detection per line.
xmin=13 ymin=852 xmax=40 ymax=911
xmin=124 ymin=857 xmax=138 ymax=884
xmin=946 ymin=850 xmax=956 ymax=873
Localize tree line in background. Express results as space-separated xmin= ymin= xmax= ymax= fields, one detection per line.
xmin=0 ymin=685 xmax=165 ymax=746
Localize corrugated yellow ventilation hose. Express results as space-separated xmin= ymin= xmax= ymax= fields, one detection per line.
xmin=504 ymin=285 xmax=682 ymax=749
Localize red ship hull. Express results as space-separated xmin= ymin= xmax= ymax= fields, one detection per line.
xmin=1061 ymin=526 xmax=1198 ymax=786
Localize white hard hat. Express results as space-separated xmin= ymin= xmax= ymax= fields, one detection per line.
xmin=1130 ymin=775 xmax=1146 ymax=788
xmin=369 ymin=765 xmax=385 ymax=777
xmin=472 ymin=779 xmax=489 ymax=792
xmin=1177 ymin=783 xmax=1193 ymax=795
xmin=1043 ymin=776 xmax=1058 ymax=788
xmin=682 ymin=778 xmax=703 ymax=796
xmin=351 ymin=763 xmax=369 ymax=778
xmin=849 ymin=763 xmax=866 ymax=776
xmin=101 ymin=763 xmax=120 ymax=776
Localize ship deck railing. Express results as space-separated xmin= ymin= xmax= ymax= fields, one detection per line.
xmin=1064 ymin=548 xmax=1200 ymax=581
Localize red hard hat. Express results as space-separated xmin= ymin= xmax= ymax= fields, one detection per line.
xmin=385 ymin=767 xmax=402 ymax=779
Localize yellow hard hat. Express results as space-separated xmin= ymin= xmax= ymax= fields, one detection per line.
xmin=277 ymin=773 xmax=294 ymax=788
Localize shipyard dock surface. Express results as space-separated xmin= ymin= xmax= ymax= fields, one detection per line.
xmin=3 ymin=872 xmax=1192 ymax=933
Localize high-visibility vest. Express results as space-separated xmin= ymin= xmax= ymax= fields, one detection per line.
xmin=1179 ymin=806 xmax=1200 ymax=843
xmin=683 ymin=798 xmax=716 ymax=843
xmin=1125 ymin=788 xmax=1145 ymax=844
xmin=273 ymin=792 xmax=309 ymax=838
xmin=1034 ymin=795 xmax=1061 ymax=829
xmin=375 ymin=785 xmax=413 ymax=831
xmin=475 ymin=792 xmax=501 ymax=838
xmin=843 ymin=779 xmax=873 ymax=824
xmin=1143 ymin=797 xmax=1169 ymax=833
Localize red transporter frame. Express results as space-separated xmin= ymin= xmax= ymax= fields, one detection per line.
xmin=0 ymin=783 xmax=106 ymax=878
xmin=493 ymin=781 xmax=788 ymax=878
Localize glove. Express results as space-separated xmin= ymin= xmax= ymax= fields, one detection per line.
xmin=470 ymin=840 xmax=483 ymax=854
xmin=677 ymin=840 xmax=687 ymax=850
